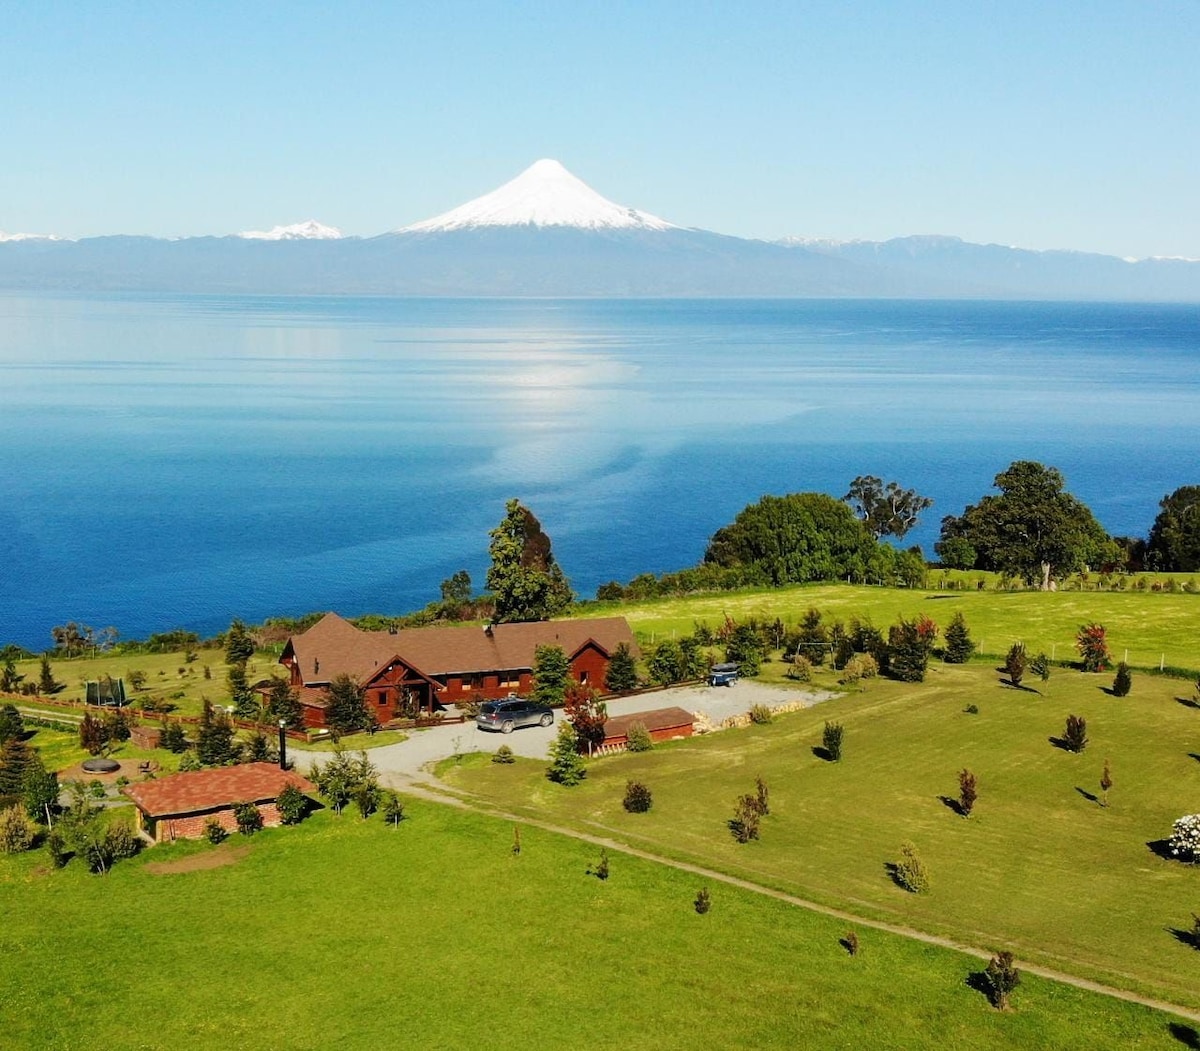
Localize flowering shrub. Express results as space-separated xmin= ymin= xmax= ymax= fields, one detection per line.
xmin=1169 ymin=814 xmax=1200 ymax=862
xmin=1075 ymin=622 xmax=1109 ymax=673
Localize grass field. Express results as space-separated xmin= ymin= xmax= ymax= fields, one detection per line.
xmin=0 ymin=801 xmax=1192 ymax=1050
xmin=586 ymin=581 xmax=1200 ymax=675
xmin=441 ymin=662 xmax=1200 ymax=1010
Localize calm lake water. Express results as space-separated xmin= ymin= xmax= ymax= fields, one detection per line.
xmin=1 ymin=294 xmax=1197 ymax=648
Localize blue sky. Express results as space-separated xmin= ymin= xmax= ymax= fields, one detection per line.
xmin=4 ymin=1 xmax=1197 ymax=257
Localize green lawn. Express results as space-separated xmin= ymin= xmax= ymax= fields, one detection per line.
xmin=0 ymin=802 xmax=1190 ymax=1049
xmin=9 ymin=649 xmax=281 ymax=719
xmin=295 ymin=728 xmax=410 ymax=752
xmin=22 ymin=726 xmax=186 ymax=777
xmin=585 ymin=581 xmax=1200 ymax=674
xmin=442 ymin=662 xmax=1200 ymax=1010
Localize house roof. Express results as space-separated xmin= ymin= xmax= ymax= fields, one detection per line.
xmin=285 ymin=612 xmax=640 ymax=687
xmin=602 ymin=706 xmax=695 ymax=740
xmin=122 ymin=763 xmax=315 ymax=818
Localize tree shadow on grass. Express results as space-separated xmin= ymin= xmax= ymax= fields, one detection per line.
xmin=1177 ymin=696 xmax=1200 ymax=710
xmin=1189 ymin=753 xmax=1200 ymax=765
xmin=1048 ymin=736 xmax=1075 ymax=752
xmin=998 ymin=679 xmax=1039 ymax=693
xmin=1169 ymin=1022 xmax=1200 ymax=1048
xmin=883 ymin=862 xmax=905 ymax=890
xmin=964 ymin=971 xmax=995 ymax=1005
xmin=1075 ymin=787 xmax=1099 ymax=804
xmin=1167 ymin=925 xmax=1200 ymax=950
xmin=1147 ymin=839 xmax=1180 ymax=862
xmin=938 ymin=795 xmax=966 ymax=816
xmin=811 ymin=746 xmax=835 ymax=762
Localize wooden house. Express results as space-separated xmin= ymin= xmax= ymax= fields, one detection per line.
xmin=275 ymin=613 xmax=640 ymax=729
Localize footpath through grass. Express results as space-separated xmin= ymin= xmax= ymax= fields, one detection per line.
xmin=442 ymin=663 xmax=1200 ymax=1011
xmin=0 ymin=801 xmax=1190 ymax=1049
xmin=587 ymin=581 xmax=1200 ymax=674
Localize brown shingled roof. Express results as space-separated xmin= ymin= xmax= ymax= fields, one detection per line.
xmin=122 ymin=763 xmax=315 ymax=818
xmin=603 ymin=706 xmax=695 ymax=741
xmin=285 ymin=612 xmax=640 ymax=687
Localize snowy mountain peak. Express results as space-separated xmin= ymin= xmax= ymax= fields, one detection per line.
xmin=237 ymin=220 xmax=343 ymax=241
xmin=0 ymin=230 xmax=63 ymax=243
xmin=400 ymin=158 xmax=677 ymax=233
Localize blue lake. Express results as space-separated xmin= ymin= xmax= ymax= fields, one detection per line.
xmin=1 ymin=294 xmax=1197 ymax=648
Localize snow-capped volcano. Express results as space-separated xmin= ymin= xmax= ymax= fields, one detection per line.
xmin=400 ymin=158 xmax=677 ymax=233
xmin=237 ymin=220 xmax=343 ymax=240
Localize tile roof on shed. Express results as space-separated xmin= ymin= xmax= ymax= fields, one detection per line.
xmin=602 ymin=706 xmax=695 ymax=740
xmin=122 ymin=763 xmax=315 ymax=818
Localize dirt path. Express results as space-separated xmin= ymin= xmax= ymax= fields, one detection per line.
xmin=382 ymin=769 xmax=1200 ymax=1027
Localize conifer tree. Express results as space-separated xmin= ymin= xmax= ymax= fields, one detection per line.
xmin=942 ymin=612 xmax=976 ymax=664
xmin=603 ymin=642 xmax=639 ymax=693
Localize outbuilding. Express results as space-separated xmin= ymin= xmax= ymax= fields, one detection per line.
xmin=601 ymin=706 xmax=695 ymax=749
xmin=122 ymin=763 xmax=315 ymax=844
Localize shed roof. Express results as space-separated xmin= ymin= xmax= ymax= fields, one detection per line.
xmin=122 ymin=763 xmax=315 ymax=818
xmin=603 ymin=706 xmax=695 ymax=740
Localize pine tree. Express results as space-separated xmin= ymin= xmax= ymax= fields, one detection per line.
xmin=225 ymin=619 xmax=256 ymax=664
xmin=603 ymin=642 xmax=639 ymax=693
xmin=1111 ymin=661 xmax=1132 ymax=697
xmin=1004 ymin=642 xmax=1027 ymax=686
xmin=266 ymin=676 xmax=304 ymax=729
xmin=0 ymin=659 xmax=23 ymax=694
xmin=325 ymin=674 xmax=373 ymax=735
xmin=38 ymin=655 xmax=59 ymax=695
xmin=226 ymin=660 xmax=257 ymax=718
xmin=942 ymin=612 xmax=976 ymax=664
xmin=546 ymin=723 xmax=587 ymax=786
xmin=0 ymin=705 xmax=24 ymax=745
xmin=0 ymin=738 xmax=37 ymax=799
xmin=887 ymin=618 xmax=929 ymax=682
xmin=533 ymin=645 xmax=570 ymax=708
xmin=486 ymin=499 xmax=574 ymax=623
xmin=196 ymin=699 xmax=237 ymax=765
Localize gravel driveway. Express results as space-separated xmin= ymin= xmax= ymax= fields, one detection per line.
xmin=288 ymin=681 xmax=836 ymax=782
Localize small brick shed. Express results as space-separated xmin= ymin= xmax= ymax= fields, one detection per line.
xmin=122 ymin=763 xmax=315 ymax=844
xmin=602 ymin=706 xmax=695 ymax=748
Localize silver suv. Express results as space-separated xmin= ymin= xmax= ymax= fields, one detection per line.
xmin=475 ymin=698 xmax=554 ymax=734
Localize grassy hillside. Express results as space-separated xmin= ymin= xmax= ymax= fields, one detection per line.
xmin=587 ymin=581 xmax=1200 ymax=675
xmin=442 ymin=662 xmax=1200 ymax=1010
xmin=0 ymin=802 xmax=1189 ymax=1049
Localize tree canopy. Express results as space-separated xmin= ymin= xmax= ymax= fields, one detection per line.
xmin=486 ymin=499 xmax=574 ymax=623
xmin=704 ymin=492 xmax=882 ymax=586
xmin=1146 ymin=485 xmax=1200 ymax=571
xmin=937 ymin=461 xmax=1115 ymax=589
xmin=843 ymin=476 xmax=933 ymax=541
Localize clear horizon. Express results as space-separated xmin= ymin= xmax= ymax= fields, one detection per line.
xmin=3 ymin=2 xmax=1198 ymax=259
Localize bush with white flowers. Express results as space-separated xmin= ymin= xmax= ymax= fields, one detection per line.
xmin=1169 ymin=814 xmax=1200 ymax=862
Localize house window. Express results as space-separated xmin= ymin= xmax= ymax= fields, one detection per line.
xmin=579 ymin=671 xmax=589 ymax=685
xmin=378 ymin=691 xmax=389 ymax=706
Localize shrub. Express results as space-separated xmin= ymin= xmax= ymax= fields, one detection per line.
xmin=887 ymin=618 xmax=929 ymax=682
xmin=962 ymin=703 xmax=980 ymax=715
xmin=1076 ymin=622 xmax=1109 ymax=672
xmin=276 ymin=783 xmax=307 ymax=825
xmin=625 ymin=721 xmax=653 ymax=753
xmin=592 ymin=848 xmax=609 ymax=881
xmin=203 ymin=817 xmax=227 ymax=844
xmin=623 ymin=781 xmax=653 ymax=813
xmin=748 ymin=704 xmax=773 ymax=725
xmin=1003 ymin=642 xmax=1026 ymax=686
xmin=1029 ymin=652 xmax=1051 ymax=684
xmin=843 ymin=931 xmax=859 ymax=956
xmin=158 ymin=722 xmax=188 ymax=753
xmin=840 ymin=653 xmax=878 ymax=688
xmin=492 ymin=744 xmax=516 ymax=764
xmin=354 ymin=782 xmax=380 ymax=819
xmin=822 ymin=721 xmax=844 ymax=761
xmin=754 ymin=776 xmax=770 ymax=816
xmin=233 ymin=802 xmax=263 ymax=835
xmin=694 ymin=887 xmax=712 ymax=914
xmin=1112 ymin=661 xmax=1132 ymax=697
xmin=958 ymin=769 xmax=977 ymax=817
xmin=894 ymin=841 xmax=929 ymax=893
xmin=730 ymin=794 xmax=761 ymax=843
xmin=178 ymin=750 xmax=202 ymax=772
xmin=1169 ymin=814 xmax=1200 ymax=862
xmin=382 ymin=791 xmax=406 ymax=828
xmin=983 ymin=951 xmax=1020 ymax=1010
xmin=46 ymin=830 xmax=70 ymax=868
xmin=942 ymin=612 xmax=976 ymax=664
xmin=0 ymin=804 xmax=35 ymax=854
xmin=1062 ymin=714 xmax=1088 ymax=753
xmin=787 ymin=654 xmax=813 ymax=683
xmin=1100 ymin=758 xmax=1113 ymax=807
xmin=104 ymin=820 xmax=140 ymax=861
xmin=546 ymin=724 xmax=586 ymax=786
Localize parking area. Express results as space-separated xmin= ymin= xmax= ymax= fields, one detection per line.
xmin=288 ymin=680 xmax=836 ymax=782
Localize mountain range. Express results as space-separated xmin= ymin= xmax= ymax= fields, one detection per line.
xmin=2 ymin=159 xmax=1197 ymax=300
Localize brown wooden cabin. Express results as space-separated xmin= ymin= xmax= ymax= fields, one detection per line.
xmin=601 ymin=706 xmax=695 ymax=748
xmin=271 ymin=612 xmax=640 ymax=729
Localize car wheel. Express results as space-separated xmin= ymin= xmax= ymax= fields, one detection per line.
xmin=501 ymin=720 xmax=515 ymax=734
xmin=539 ymin=713 xmax=553 ymax=727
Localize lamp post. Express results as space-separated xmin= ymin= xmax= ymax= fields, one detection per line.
xmin=278 ymin=719 xmax=287 ymax=770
